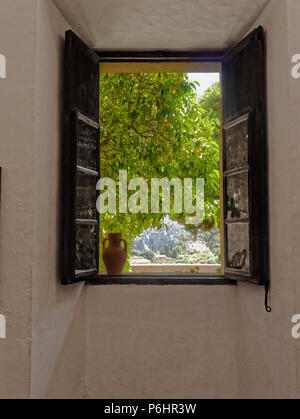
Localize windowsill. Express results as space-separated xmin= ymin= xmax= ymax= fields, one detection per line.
xmin=87 ymin=273 xmax=236 ymax=286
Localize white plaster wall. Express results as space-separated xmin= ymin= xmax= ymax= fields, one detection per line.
xmin=1 ymin=0 xmax=300 ymax=399
xmin=0 ymin=0 xmax=238 ymax=399
xmin=236 ymin=0 xmax=300 ymax=398
xmin=287 ymin=0 xmax=300 ymax=397
xmin=30 ymin=0 xmax=86 ymax=399
xmin=0 ymin=0 xmax=86 ymax=399
xmin=85 ymin=0 xmax=300 ymax=400
xmin=86 ymin=286 xmax=237 ymax=398
xmin=0 ymin=0 xmax=37 ymax=399
xmin=53 ymin=0 xmax=270 ymax=51
xmin=28 ymin=0 xmax=300 ymax=399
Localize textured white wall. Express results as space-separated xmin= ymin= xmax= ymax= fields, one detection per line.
xmin=1 ymin=0 xmax=300 ymax=399
xmin=53 ymin=0 xmax=270 ymax=50
xmin=0 ymin=0 xmax=37 ymax=399
xmin=236 ymin=0 xmax=300 ymax=398
xmin=0 ymin=0 xmax=86 ymax=399
xmin=86 ymin=285 xmax=237 ymax=398
xmin=85 ymin=0 xmax=300 ymax=399
xmin=285 ymin=0 xmax=300 ymax=396
xmin=30 ymin=0 xmax=86 ymax=399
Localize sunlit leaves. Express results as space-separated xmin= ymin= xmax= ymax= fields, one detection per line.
xmin=99 ymin=73 xmax=221 ymax=270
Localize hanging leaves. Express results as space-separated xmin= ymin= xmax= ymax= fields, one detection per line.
xmin=100 ymin=72 xmax=221 ymax=270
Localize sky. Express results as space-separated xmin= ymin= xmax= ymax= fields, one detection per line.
xmin=188 ymin=72 xmax=220 ymax=97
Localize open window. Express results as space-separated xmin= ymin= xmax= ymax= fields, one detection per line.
xmin=99 ymin=64 xmax=222 ymax=276
xmin=61 ymin=27 xmax=268 ymax=288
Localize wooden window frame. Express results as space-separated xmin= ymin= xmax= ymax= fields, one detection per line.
xmin=93 ymin=52 xmax=226 ymax=284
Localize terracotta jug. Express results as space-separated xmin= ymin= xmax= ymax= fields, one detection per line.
xmin=102 ymin=233 xmax=127 ymax=275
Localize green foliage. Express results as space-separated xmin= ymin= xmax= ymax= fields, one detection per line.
xmin=100 ymin=73 xmax=221 ymax=270
xmin=176 ymin=248 xmax=217 ymax=265
xmin=130 ymin=249 xmax=156 ymax=262
xmin=131 ymin=250 xmax=141 ymax=257
xmin=197 ymin=227 xmax=220 ymax=260
xmin=140 ymin=249 xmax=156 ymax=262
xmin=160 ymin=227 xmax=219 ymax=264
xmin=162 ymin=244 xmax=186 ymax=259
xmin=199 ymin=83 xmax=221 ymax=133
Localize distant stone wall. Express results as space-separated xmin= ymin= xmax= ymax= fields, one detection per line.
xmin=131 ymin=264 xmax=220 ymax=274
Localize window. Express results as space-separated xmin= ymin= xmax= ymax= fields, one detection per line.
xmin=61 ymin=27 xmax=269 ymax=287
xmin=99 ymin=66 xmax=222 ymax=275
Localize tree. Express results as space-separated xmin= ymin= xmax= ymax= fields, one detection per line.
xmin=140 ymin=249 xmax=156 ymax=262
xmin=100 ymin=73 xmax=221 ymax=270
xmin=176 ymin=248 xmax=217 ymax=264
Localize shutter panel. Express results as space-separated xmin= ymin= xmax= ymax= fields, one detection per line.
xmin=62 ymin=31 xmax=100 ymax=284
xmin=222 ymin=26 xmax=269 ymax=285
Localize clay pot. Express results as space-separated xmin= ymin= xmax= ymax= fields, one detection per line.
xmin=102 ymin=233 xmax=127 ymax=275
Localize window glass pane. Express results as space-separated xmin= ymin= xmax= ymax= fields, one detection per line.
xmin=225 ymin=117 xmax=248 ymax=170
xmin=75 ymin=224 xmax=98 ymax=271
xmin=76 ymin=171 xmax=98 ymax=219
xmin=226 ymin=172 xmax=249 ymax=220
xmin=77 ymin=120 xmax=98 ymax=170
xmin=226 ymin=223 xmax=250 ymax=272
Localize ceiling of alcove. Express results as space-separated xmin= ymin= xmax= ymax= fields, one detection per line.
xmin=53 ymin=0 xmax=270 ymax=51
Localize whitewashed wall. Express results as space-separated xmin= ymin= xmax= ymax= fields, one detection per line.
xmin=1 ymin=0 xmax=300 ymax=399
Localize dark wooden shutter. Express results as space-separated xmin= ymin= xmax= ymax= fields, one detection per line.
xmin=62 ymin=31 xmax=100 ymax=284
xmin=222 ymin=26 xmax=269 ymax=285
